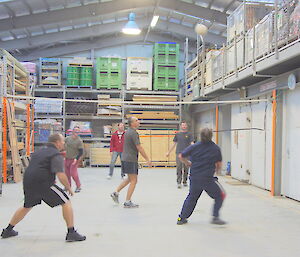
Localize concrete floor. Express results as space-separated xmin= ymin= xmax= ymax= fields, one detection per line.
xmin=1 ymin=168 xmax=300 ymax=257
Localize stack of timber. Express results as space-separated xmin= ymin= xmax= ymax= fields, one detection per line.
xmin=97 ymin=94 xmax=122 ymax=117
xmin=131 ymin=94 xmax=178 ymax=105
xmin=126 ymin=111 xmax=179 ymax=120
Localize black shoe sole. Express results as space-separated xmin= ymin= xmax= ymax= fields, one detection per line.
xmin=66 ymin=236 xmax=86 ymax=242
xmin=66 ymin=238 xmax=86 ymax=242
xmin=177 ymin=220 xmax=188 ymax=225
xmin=1 ymin=231 xmax=18 ymax=239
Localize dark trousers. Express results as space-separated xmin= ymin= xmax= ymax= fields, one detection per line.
xmin=176 ymin=155 xmax=189 ymax=184
xmin=179 ymin=177 xmax=226 ymax=219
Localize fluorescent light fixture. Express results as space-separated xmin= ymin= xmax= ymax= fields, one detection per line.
xmin=150 ymin=15 xmax=159 ymax=27
xmin=122 ymin=13 xmax=141 ymax=35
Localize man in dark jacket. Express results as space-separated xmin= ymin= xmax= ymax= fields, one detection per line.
xmin=176 ymin=128 xmax=226 ymax=225
xmin=107 ymin=123 xmax=125 ymax=179
xmin=1 ymin=134 xmax=86 ymax=242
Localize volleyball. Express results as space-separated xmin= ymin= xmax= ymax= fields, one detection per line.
xmin=194 ymin=23 xmax=208 ymax=35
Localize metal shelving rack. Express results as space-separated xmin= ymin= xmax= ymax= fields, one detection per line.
xmin=0 ymin=49 xmax=33 ymax=187
xmin=33 ymin=87 xmax=182 ymax=129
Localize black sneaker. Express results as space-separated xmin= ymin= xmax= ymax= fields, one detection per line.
xmin=66 ymin=230 xmax=86 ymax=242
xmin=183 ymin=183 xmax=188 ymax=187
xmin=110 ymin=192 xmax=119 ymax=204
xmin=211 ymin=217 xmax=226 ymax=225
xmin=177 ymin=217 xmax=188 ymax=225
xmin=1 ymin=229 xmax=18 ymax=239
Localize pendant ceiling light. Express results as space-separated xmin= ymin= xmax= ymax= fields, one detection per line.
xmin=122 ymin=12 xmax=141 ymax=35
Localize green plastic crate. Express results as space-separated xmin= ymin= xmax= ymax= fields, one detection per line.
xmin=96 ymin=57 xmax=121 ymax=72
xmin=154 ymin=65 xmax=178 ymax=78
xmin=80 ymin=79 xmax=93 ymax=87
xmin=153 ymin=77 xmax=179 ymax=91
xmin=67 ymin=66 xmax=80 ymax=73
xmin=96 ymin=72 xmax=122 ymax=89
xmin=154 ymin=43 xmax=179 ymax=55
xmin=67 ymin=66 xmax=80 ymax=80
xmin=80 ymin=67 xmax=93 ymax=80
xmin=66 ymin=79 xmax=80 ymax=86
xmin=154 ymin=54 xmax=179 ymax=65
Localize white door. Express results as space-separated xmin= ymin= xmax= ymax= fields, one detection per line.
xmin=231 ymin=104 xmax=252 ymax=182
xmin=195 ymin=109 xmax=215 ymax=141
xmin=219 ymin=105 xmax=231 ymax=170
xmin=250 ymin=98 xmax=272 ymax=190
xmin=281 ymin=87 xmax=300 ymax=201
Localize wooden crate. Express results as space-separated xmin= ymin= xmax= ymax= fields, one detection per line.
xmin=150 ymin=130 xmax=170 ymax=162
xmin=168 ymin=130 xmax=177 ymax=163
xmin=138 ymin=130 xmax=151 ymax=163
xmin=90 ymin=147 xmax=120 ymax=166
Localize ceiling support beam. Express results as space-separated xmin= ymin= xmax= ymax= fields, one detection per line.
xmin=0 ymin=17 xmax=225 ymax=51
xmin=15 ymin=33 xmax=196 ymax=61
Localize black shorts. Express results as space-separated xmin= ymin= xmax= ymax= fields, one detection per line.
xmin=24 ymin=184 xmax=69 ymax=208
xmin=121 ymin=161 xmax=139 ymax=175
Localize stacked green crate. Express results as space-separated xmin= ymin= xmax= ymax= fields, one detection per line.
xmin=153 ymin=42 xmax=179 ymax=91
xmin=66 ymin=66 xmax=80 ymax=86
xmin=80 ymin=67 xmax=93 ymax=87
xmin=96 ymin=57 xmax=122 ymax=89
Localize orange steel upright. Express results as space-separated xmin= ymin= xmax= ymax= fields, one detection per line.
xmin=2 ymin=98 xmax=7 ymax=183
xmin=31 ymin=106 xmax=34 ymax=153
xmin=215 ymin=105 xmax=219 ymax=145
xmin=26 ymin=103 xmax=30 ymax=156
xmin=271 ymin=90 xmax=277 ymax=196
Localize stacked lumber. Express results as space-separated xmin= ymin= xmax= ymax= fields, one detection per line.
xmin=126 ymin=111 xmax=179 ymax=120
xmin=132 ymin=94 xmax=178 ymax=105
xmin=6 ymin=102 xmax=24 ymax=182
xmin=97 ymin=94 xmax=122 ymax=117
xmin=14 ymin=79 xmax=27 ymax=92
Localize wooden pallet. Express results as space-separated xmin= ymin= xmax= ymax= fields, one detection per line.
xmin=127 ymin=87 xmax=151 ymax=91
xmin=36 ymin=84 xmax=63 ymax=88
xmin=41 ymin=66 xmax=59 ymax=70
xmin=41 ymin=80 xmax=60 ymax=85
xmin=41 ymin=73 xmax=59 ymax=77
xmin=97 ymin=94 xmax=111 ymax=100
xmin=66 ymin=85 xmax=93 ymax=89
xmin=69 ymin=63 xmax=93 ymax=67
xmin=126 ymin=111 xmax=179 ymax=120
xmin=66 ymin=113 xmax=94 ymax=116
xmin=6 ymin=102 xmax=23 ymax=182
xmin=132 ymin=95 xmax=178 ymax=103
xmin=98 ymin=101 xmax=121 ymax=106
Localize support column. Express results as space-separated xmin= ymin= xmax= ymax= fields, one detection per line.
xmin=271 ymin=90 xmax=282 ymax=196
xmin=215 ymin=105 xmax=219 ymax=145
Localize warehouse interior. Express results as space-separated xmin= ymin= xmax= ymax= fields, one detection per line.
xmin=1 ymin=0 xmax=300 ymax=256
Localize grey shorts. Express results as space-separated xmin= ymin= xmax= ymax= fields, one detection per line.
xmin=121 ymin=161 xmax=139 ymax=175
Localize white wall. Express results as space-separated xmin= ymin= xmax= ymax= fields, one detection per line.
xmin=195 ymin=109 xmax=215 ymax=141
xmin=281 ymin=86 xmax=300 ymax=201
xmin=194 ymin=107 xmax=231 ymax=171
